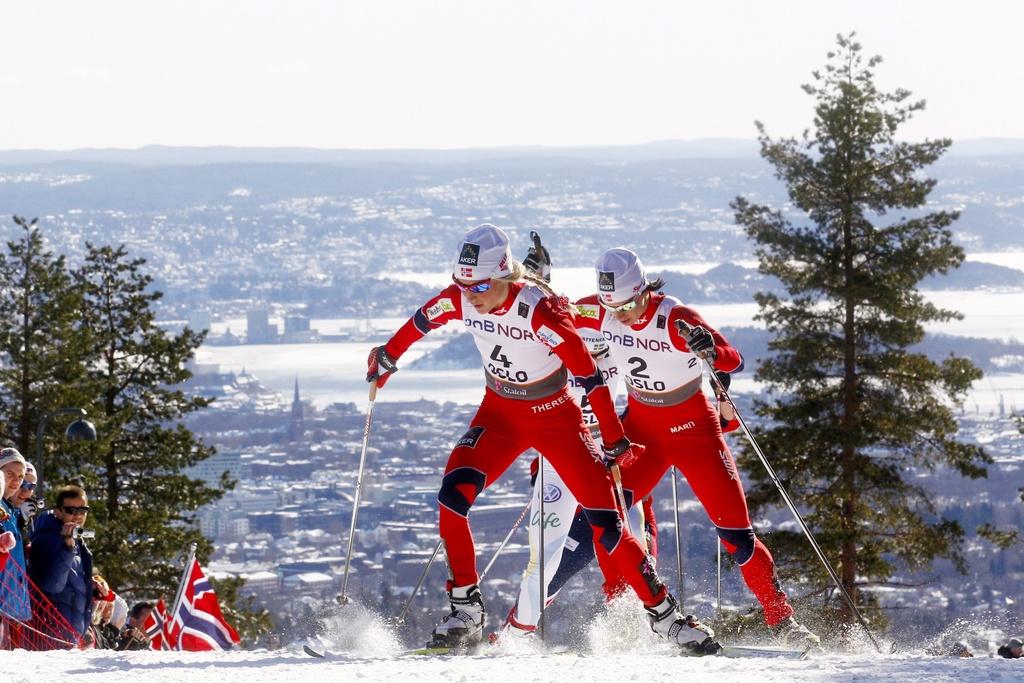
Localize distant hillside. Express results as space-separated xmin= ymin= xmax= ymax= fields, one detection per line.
xmin=412 ymin=326 xmax=1024 ymax=375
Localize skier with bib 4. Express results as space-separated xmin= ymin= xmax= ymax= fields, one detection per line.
xmin=574 ymin=247 xmax=820 ymax=649
xmin=367 ymin=225 xmax=719 ymax=655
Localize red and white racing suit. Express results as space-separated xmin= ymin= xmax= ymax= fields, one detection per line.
xmin=575 ymin=292 xmax=795 ymax=626
xmin=382 ymin=283 xmax=667 ymax=607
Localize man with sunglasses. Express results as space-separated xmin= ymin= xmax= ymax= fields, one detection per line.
xmin=367 ymin=224 xmax=719 ymax=654
xmin=574 ymin=247 xmax=820 ymax=649
xmin=29 ymin=484 xmax=94 ymax=645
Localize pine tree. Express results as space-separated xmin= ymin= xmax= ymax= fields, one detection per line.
xmin=0 ymin=216 xmax=86 ymax=458
xmin=731 ymin=34 xmax=990 ymax=627
xmin=66 ymin=243 xmax=233 ymax=593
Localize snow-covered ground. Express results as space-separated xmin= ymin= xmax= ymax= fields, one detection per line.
xmin=25 ymin=647 xmax=1017 ymax=683
xmin=30 ymin=598 xmax=1021 ymax=682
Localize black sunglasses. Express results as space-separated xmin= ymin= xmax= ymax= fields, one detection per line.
xmin=62 ymin=505 xmax=90 ymax=514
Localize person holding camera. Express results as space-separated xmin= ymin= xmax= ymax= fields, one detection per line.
xmin=29 ymin=484 xmax=95 ymax=646
xmin=10 ymin=462 xmax=38 ymax=548
xmin=113 ymin=601 xmax=154 ymax=651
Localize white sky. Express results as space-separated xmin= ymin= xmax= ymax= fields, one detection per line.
xmin=1 ymin=0 xmax=1021 ymax=150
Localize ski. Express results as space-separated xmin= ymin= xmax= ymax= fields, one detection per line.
xmin=303 ymin=645 xmax=329 ymax=658
xmin=720 ymin=645 xmax=809 ymax=660
xmin=403 ymin=643 xmax=487 ymax=656
xmin=402 ymin=643 xmax=806 ymax=659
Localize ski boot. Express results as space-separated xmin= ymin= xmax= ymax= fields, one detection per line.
xmin=428 ymin=584 xmax=485 ymax=650
xmin=489 ymin=611 xmax=536 ymax=645
xmin=773 ymin=616 xmax=821 ymax=650
xmin=645 ymin=594 xmax=722 ymax=656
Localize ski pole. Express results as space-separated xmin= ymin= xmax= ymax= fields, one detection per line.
xmin=480 ymin=497 xmax=533 ymax=580
xmin=396 ymin=538 xmax=443 ymax=623
xmin=675 ymin=319 xmax=884 ymax=653
xmin=716 ymin=533 xmax=722 ymax=619
xmin=536 ymin=458 xmax=544 ymax=643
xmin=670 ymin=467 xmax=684 ymax=604
xmin=339 ymin=381 xmax=378 ymax=604
xmin=610 ymin=463 xmax=633 ymax=538
xmin=399 ymin=494 xmax=531 ymax=622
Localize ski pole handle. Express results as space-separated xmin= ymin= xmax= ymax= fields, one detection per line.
xmin=368 ymin=379 xmax=379 ymax=401
xmin=673 ymin=318 xmax=714 ymax=361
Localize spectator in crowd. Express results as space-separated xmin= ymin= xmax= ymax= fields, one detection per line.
xmin=0 ymin=447 xmax=31 ymax=629
xmin=89 ymin=589 xmax=128 ymax=649
xmin=115 ymin=601 xmax=154 ymax=650
xmin=29 ymin=484 xmax=94 ymax=645
xmin=998 ymin=637 xmax=1023 ymax=659
xmin=11 ymin=462 xmax=38 ymax=545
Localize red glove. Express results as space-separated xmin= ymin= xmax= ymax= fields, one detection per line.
xmin=366 ymin=346 xmax=399 ymax=387
xmin=0 ymin=531 xmax=15 ymax=553
xmin=602 ymin=438 xmax=645 ymax=469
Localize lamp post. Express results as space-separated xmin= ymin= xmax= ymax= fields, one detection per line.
xmin=36 ymin=407 xmax=98 ymax=497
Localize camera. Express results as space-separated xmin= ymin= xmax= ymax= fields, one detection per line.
xmin=71 ymin=527 xmax=95 ymax=541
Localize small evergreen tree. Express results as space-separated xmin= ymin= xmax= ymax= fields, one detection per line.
xmin=66 ymin=243 xmax=233 ymax=593
xmin=731 ymin=34 xmax=990 ymax=627
xmin=0 ymin=216 xmax=87 ymax=459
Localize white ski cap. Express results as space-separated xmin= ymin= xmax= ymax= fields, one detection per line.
xmin=110 ymin=595 xmax=129 ymax=630
xmin=595 ymin=247 xmax=648 ymax=304
xmin=453 ymin=224 xmax=513 ymax=282
xmin=0 ymin=447 xmax=26 ymax=470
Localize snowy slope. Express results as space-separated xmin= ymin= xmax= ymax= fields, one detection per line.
xmin=19 ymin=648 xmax=1019 ymax=683
xmin=29 ymin=600 xmax=1016 ymax=683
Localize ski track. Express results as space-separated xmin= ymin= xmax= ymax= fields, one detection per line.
xmin=20 ymin=648 xmax=1020 ymax=683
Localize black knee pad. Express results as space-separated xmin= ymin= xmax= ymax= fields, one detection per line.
xmin=716 ymin=526 xmax=756 ymax=565
xmin=583 ymin=507 xmax=623 ymax=554
xmin=437 ymin=467 xmax=486 ymax=517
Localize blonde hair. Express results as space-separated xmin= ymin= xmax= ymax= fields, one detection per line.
xmin=494 ymin=260 xmax=578 ymax=314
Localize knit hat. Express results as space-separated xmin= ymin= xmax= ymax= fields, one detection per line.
xmin=110 ymin=596 xmax=129 ymax=629
xmin=0 ymin=447 xmax=26 ymax=470
xmin=595 ymin=247 xmax=648 ymax=305
xmin=453 ymin=224 xmax=513 ymax=282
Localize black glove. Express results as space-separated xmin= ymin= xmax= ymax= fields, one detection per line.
xmin=522 ymin=231 xmax=552 ymax=283
xmin=366 ymin=345 xmax=399 ymax=386
xmin=601 ymin=436 xmax=643 ymax=469
xmin=713 ymin=370 xmax=731 ymax=392
xmin=686 ymin=325 xmax=716 ymax=360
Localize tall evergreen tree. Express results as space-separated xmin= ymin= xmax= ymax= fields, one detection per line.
xmin=731 ymin=34 xmax=990 ymax=627
xmin=0 ymin=216 xmax=86 ymax=459
xmin=66 ymin=243 xmax=232 ymax=593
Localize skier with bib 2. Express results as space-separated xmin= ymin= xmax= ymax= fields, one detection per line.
xmin=574 ymin=247 xmax=820 ymax=649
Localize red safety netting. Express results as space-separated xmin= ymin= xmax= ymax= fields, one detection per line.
xmin=0 ymin=552 xmax=84 ymax=650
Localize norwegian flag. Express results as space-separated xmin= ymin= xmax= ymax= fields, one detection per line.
xmin=143 ymin=598 xmax=171 ymax=650
xmin=165 ymin=557 xmax=240 ymax=651
xmin=459 ymin=266 xmax=474 ymax=278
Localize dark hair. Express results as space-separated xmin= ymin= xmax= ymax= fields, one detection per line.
xmin=130 ymin=602 xmax=153 ymax=619
xmin=645 ymin=276 xmax=666 ymax=293
xmin=55 ymin=484 xmax=87 ymax=508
